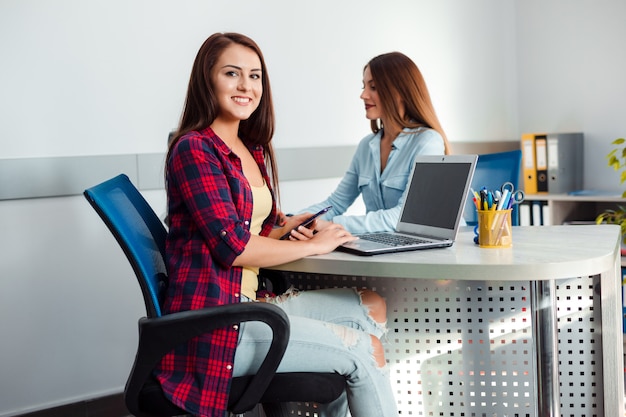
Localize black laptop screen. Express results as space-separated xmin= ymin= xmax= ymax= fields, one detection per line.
xmin=400 ymin=162 xmax=471 ymax=229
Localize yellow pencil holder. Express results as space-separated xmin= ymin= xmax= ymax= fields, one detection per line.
xmin=477 ymin=209 xmax=512 ymax=248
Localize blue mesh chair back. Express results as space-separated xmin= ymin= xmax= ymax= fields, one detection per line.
xmin=463 ymin=150 xmax=522 ymax=227
xmin=84 ymin=174 xmax=167 ymax=318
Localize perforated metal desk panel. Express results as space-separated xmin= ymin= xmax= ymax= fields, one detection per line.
xmin=266 ymin=225 xmax=624 ymax=417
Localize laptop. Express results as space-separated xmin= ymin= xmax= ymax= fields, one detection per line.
xmin=337 ymin=154 xmax=478 ymax=255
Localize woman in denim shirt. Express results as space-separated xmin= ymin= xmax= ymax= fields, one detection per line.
xmin=302 ymin=52 xmax=450 ymax=234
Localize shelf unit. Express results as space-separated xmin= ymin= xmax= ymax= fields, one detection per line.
xmin=524 ymin=193 xmax=626 ymax=226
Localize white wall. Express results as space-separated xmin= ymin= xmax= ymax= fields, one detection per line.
xmin=515 ymin=0 xmax=626 ymax=190
xmin=0 ymin=0 xmax=517 ymax=161
xmin=0 ymin=193 xmax=157 ymax=412
xmin=1 ymin=0 xmax=625 ymax=415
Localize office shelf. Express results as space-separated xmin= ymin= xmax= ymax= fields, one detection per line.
xmin=524 ymin=193 xmax=626 ymax=226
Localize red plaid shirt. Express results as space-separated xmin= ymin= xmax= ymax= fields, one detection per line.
xmin=155 ymin=127 xmax=277 ymax=416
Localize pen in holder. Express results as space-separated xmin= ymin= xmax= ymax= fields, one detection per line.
xmin=476 ymin=209 xmax=512 ymax=248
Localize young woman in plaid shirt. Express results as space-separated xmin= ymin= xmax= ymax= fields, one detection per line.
xmin=156 ymin=32 xmax=399 ymax=417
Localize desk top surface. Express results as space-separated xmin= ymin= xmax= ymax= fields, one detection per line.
xmin=269 ymin=225 xmax=621 ymax=281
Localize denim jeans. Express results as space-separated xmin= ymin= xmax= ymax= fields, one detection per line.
xmin=233 ymin=287 xmax=398 ymax=417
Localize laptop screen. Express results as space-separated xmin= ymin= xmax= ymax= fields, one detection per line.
xmin=401 ymin=162 xmax=472 ymax=229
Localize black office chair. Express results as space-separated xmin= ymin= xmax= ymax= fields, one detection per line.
xmin=463 ymin=150 xmax=523 ymax=227
xmin=84 ymin=173 xmax=345 ymax=417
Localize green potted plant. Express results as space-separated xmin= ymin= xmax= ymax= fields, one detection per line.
xmin=596 ymin=137 xmax=626 ymax=242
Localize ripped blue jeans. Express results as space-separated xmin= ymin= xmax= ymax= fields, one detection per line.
xmin=233 ymin=287 xmax=398 ymax=417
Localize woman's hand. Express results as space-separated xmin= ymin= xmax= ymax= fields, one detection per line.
xmin=311 ymin=218 xmax=333 ymax=231
xmin=280 ymin=218 xmax=330 ymax=241
xmin=276 ymin=218 xmax=355 ymax=254
xmin=275 ymin=210 xmax=288 ymax=227
xmin=236 ymin=221 xmax=356 ymax=267
xmin=304 ymin=223 xmax=356 ymax=255
xmin=269 ymin=213 xmax=314 ymax=240
xmin=285 ymin=223 xmax=316 ymax=240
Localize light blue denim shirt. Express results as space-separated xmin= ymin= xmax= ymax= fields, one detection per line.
xmin=301 ymin=127 xmax=445 ymax=233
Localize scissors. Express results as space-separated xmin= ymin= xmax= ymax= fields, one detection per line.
xmin=499 ymin=182 xmax=524 ymax=209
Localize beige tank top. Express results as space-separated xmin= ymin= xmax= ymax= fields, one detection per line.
xmin=240 ymin=182 xmax=272 ymax=299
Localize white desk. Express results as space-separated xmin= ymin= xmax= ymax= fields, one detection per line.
xmin=267 ymin=225 xmax=624 ymax=417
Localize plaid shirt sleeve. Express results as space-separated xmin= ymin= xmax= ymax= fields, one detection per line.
xmin=154 ymin=128 xmax=277 ymax=417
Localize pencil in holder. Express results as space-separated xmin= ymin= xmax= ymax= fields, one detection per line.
xmin=477 ymin=209 xmax=512 ymax=248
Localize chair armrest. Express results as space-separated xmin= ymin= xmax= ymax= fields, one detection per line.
xmin=125 ymin=302 xmax=289 ymax=416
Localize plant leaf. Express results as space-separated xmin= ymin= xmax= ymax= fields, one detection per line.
xmin=608 ymin=156 xmax=620 ymax=170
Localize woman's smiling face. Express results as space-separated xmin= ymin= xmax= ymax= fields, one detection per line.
xmin=211 ymin=43 xmax=263 ymax=123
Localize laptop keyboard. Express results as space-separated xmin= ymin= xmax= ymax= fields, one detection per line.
xmin=359 ymin=233 xmax=430 ymax=247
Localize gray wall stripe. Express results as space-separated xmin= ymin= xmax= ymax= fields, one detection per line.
xmin=0 ymin=142 xmax=518 ymax=200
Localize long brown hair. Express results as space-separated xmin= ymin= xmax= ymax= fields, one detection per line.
xmin=166 ymin=32 xmax=280 ymax=197
xmin=367 ymin=52 xmax=450 ymax=154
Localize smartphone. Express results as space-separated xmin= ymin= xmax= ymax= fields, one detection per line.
xmin=279 ymin=206 xmax=332 ymax=240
